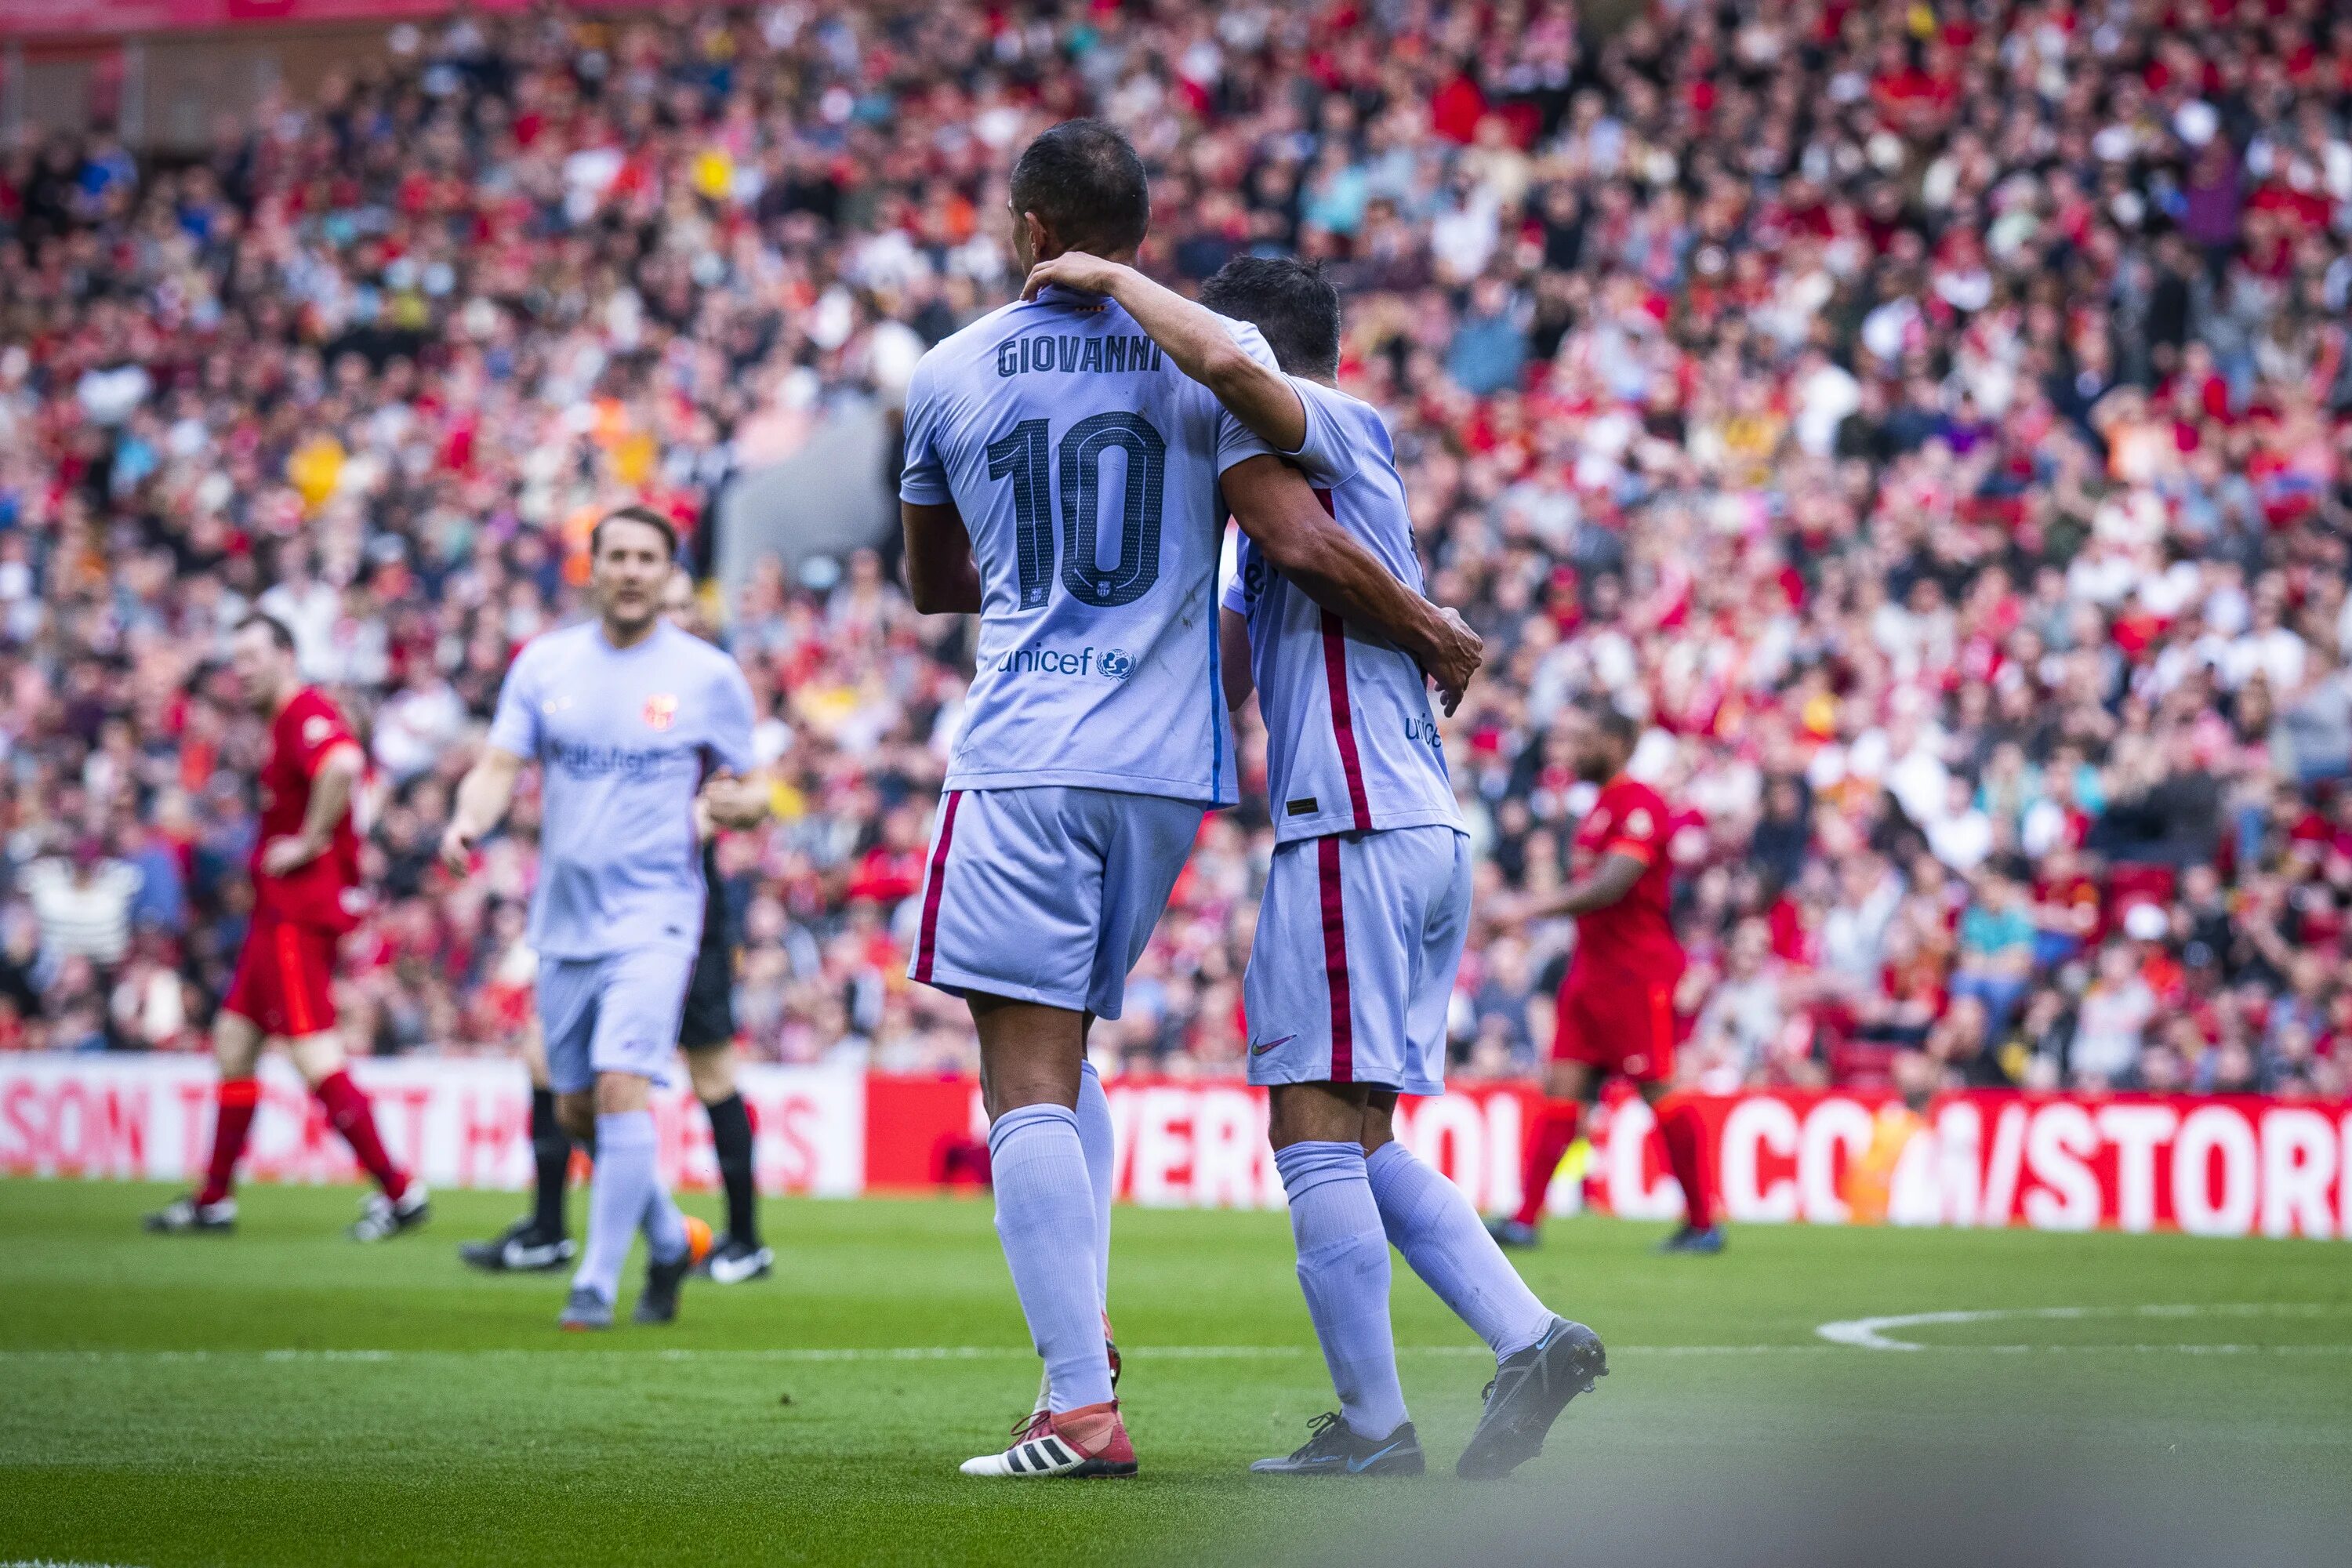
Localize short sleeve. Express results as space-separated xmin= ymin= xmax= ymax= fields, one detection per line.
xmin=1212 ymin=318 xmax=1280 ymax=477
xmin=704 ymin=659 xmax=757 ymax=774
xmin=485 ymin=647 xmax=541 ymax=759
xmin=1604 ymin=792 xmax=1661 ymax=864
xmin=1285 ymin=379 xmax=1366 ymax=490
xmin=898 ymin=352 xmax=953 ymax=506
xmin=1220 ymin=571 xmax=1247 ymax=615
xmin=289 ymin=695 xmax=356 ymax=777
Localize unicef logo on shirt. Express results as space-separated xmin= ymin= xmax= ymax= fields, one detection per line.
xmin=1098 ymin=649 xmax=1135 ymax=682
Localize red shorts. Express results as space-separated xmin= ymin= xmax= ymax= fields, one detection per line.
xmin=223 ymin=918 xmax=339 ymax=1038
xmin=1552 ymin=973 xmax=1680 ymax=1084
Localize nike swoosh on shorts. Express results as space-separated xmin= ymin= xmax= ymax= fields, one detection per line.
xmin=1249 ymin=1035 xmax=1298 ymax=1057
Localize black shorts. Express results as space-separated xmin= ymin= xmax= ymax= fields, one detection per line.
xmin=680 ymin=844 xmax=735 ymax=1052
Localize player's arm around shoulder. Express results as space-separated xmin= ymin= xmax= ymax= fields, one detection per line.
xmin=1220 ymin=455 xmax=1482 ymax=713
xmin=1022 ymin=252 xmax=1308 ymax=455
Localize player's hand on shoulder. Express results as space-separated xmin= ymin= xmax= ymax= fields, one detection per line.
xmin=1426 ymin=606 xmax=1483 ymax=717
xmin=1022 ymin=252 xmax=1125 ymax=301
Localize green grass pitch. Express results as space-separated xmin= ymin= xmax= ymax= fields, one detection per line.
xmin=3 ymin=1179 xmax=2349 ymax=1567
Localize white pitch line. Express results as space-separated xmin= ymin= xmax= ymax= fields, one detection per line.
xmin=9 ymin=1338 xmax=2352 ymax=1366
xmin=1816 ymin=1302 xmax=2347 ymax=1352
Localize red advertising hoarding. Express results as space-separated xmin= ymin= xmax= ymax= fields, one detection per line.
xmin=2 ymin=1055 xmax=2344 ymax=1240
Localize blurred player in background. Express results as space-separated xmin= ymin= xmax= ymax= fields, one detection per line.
xmin=1029 ymin=249 xmax=1599 ymax=1480
xmin=900 ymin=120 xmax=1479 ymax=1480
xmin=145 ymin=614 xmax=427 ymax=1241
xmin=1489 ymin=699 xmax=1722 ymax=1254
xmin=441 ymin=506 xmax=756 ymax=1329
xmin=459 ymin=569 xmax=772 ymax=1283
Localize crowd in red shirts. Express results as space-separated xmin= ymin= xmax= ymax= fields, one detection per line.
xmin=1 ymin=2 xmax=2349 ymax=1100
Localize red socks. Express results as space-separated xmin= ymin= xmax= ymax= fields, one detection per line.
xmin=197 ymin=1077 xmax=260 ymax=1206
xmin=1514 ymin=1095 xmax=1715 ymax=1232
xmin=314 ymin=1069 xmax=408 ymax=1200
xmin=1513 ymin=1099 xmax=1582 ymax=1227
xmin=1657 ymin=1098 xmax=1715 ymax=1231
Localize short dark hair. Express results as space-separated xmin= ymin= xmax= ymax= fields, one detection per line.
xmin=590 ymin=504 xmax=678 ymax=559
xmin=234 ymin=612 xmax=296 ymax=653
xmin=1010 ymin=119 xmax=1150 ymax=257
xmin=1578 ymin=694 xmax=1642 ymax=750
xmin=1200 ymin=256 xmax=1342 ymax=379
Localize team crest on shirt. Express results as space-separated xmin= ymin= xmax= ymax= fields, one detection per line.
xmin=1098 ymin=649 xmax=1135 ymax=681
xmin=1624 ymin=807 xmax=1653 ymax=837
xmin=642 ymin=694 xmax=679 ymax=731
xmin=301 ymin=715 xmax=335 ymax=745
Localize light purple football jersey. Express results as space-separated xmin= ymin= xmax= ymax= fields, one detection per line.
xmin=1222 ymin=377 xmax=1461 ymax=845
xmin=899 ymin=288 xmax=1279 ymax=807
xmin=487 ymin=619 xmax=754 ymax=959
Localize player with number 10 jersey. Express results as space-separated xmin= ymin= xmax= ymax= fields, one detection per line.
xmin=898 ymin=121 xmax=1480 ymax=1482
xmin=899 ymin=265 xmax=1276 ymax=813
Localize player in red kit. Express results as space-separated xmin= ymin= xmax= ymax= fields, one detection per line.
xmin=1487 ymin=699 xmax=1722 ymax=1253
xmin=144 ymin=614 xmax=428 ymax=1241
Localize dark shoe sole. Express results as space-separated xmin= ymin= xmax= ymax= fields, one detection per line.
xmin=1065 ymin=1459 xmax=1138 ymax=1478
xmin=1250 ymin=1453 xmax=1428 ymax=1477
xmin=1457 ymin=1322 xmax=1608 ymax=1479
xmin=1657 ymin=1230 xmax=1727 ymax=1254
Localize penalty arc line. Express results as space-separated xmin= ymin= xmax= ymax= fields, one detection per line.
xmin=1815 ymin=1302 xmax=2346 ymax=1352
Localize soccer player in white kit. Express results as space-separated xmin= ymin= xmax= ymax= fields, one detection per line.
xmin=900 ymin=121 xmax=1483 ymax=1479
xmin=1021 ymin=251 xmax=1604 ymax=1480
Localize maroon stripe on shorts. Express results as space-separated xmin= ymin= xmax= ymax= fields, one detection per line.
xmin=914 ymin=791 xmax=963 ymax=983
xmin=1317 ymin=836 xmax=1353 ymax=1083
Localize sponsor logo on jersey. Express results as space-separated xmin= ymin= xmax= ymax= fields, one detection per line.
xmin=643 ymin=694 xmax=679 ymax=731
xmin=547 ymin=741 xmax=693 ymax=779
xmin=987 ymin=644 xmax=1134 ymax=681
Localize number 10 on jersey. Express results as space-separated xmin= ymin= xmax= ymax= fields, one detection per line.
xmin=985 ymin=412 xmax=1167 ymax=610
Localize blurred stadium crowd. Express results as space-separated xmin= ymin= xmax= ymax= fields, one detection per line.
xmin=2 ymin=1 xmax=2350 ymax=1100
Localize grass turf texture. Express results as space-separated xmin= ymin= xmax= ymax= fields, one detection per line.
xmin=2 ymin=1181 xmax=2349 ymax=1567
